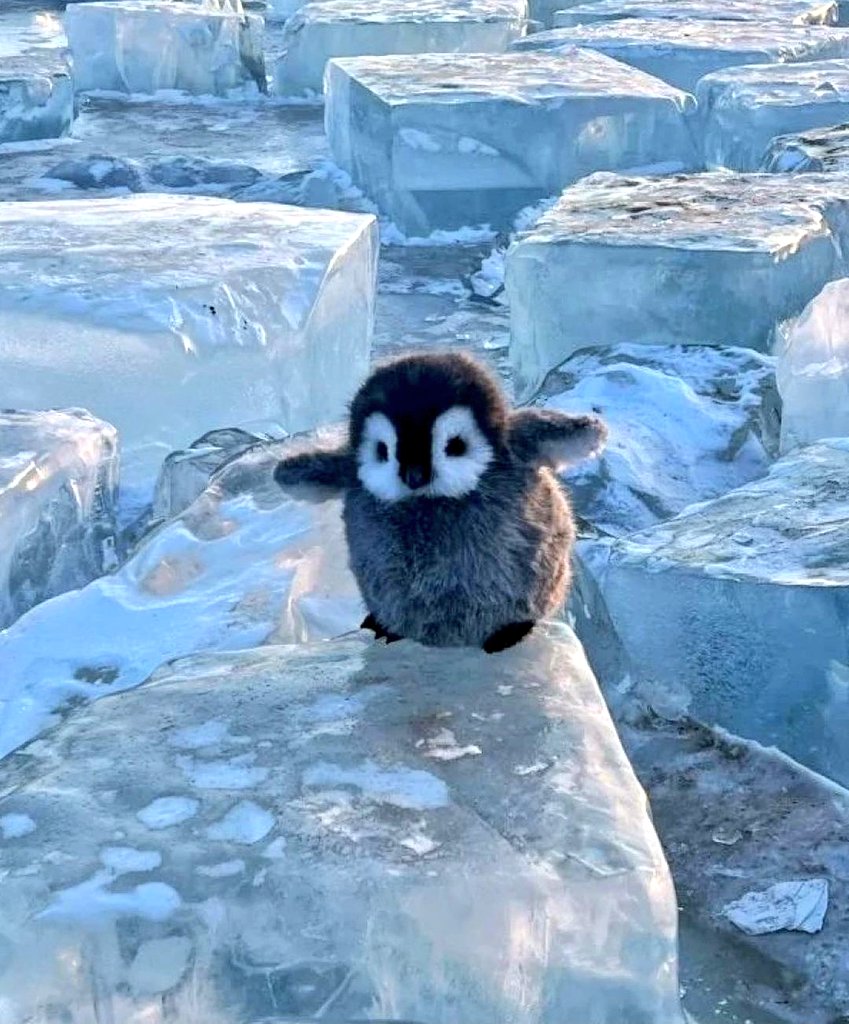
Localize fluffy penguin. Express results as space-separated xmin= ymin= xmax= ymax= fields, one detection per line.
xmin=274 ymin=352 xmax=606 ymax=653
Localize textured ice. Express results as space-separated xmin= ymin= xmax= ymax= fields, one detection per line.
xmin=0 ymin=625 xmax=683 ymax=1022
xmin=506 ymin=171 xmax=849 ymax=399
xmin=325 ymin=50 xmax=698 ymax=236
xmin=276 ymin=0 xmax=527 ymax=95
xmin=0 ymin=95 xmax=330 ymax=204
xmin=513 ymin=20 xmax=849 ymax=92
xmin=0 ymin=409 xmax=118 ymax=629
xmin=536 ymin=344 xmax=779 ymax=536
xmin=762 ymin=119 xmax=849 ymax=169
xmin=0 ymin=54 xmax=73 ymax=143
xmin=65 ymin=0 xmax=266 ymax=96
xmin=0 ymin=432 xmax=364 ymax=759
xmin=0 ymin=195 xmax=377 ymax=502
xmin=587 ymin=439 xmax=849 ymax=785
xmin=699 ymin=60 xmax=849 ymax=171
xmin=775 ymin=278 xmax=849 ymax=452
xmin=553 ymin=0 xmax=838 ymax=27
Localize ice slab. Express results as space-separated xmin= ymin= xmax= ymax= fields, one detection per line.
xmin=762 ymin=119 xmax=849 ymax=169
xmin=0 ymin=408 xmax=118 ymax=629
xmin=536 ymin=344 xmax=779 ymax=537
xmin=699 ymin=60 xmax=849 ymax=171
xmin=276 ymin=0 xmax=527 ymax=96
xmin=553 ymin=0 xmax=838 ymax=27
xmin=0 ymin=195 xmax=377 ymax=504
xmin=505 ymin=171 xmax=849 ymax=399
xmin=65 ymin=0 xmax=267 ymax=96
xmin=325 ymin=50 xmax=699 ymax=237
xmin=0 ymin=623 xmax=683 ymax=1023
xmin=513 ymin=20 xmax=849 ymax=92
xmin=775 ymin=278 xmax=849 ymax=452
xmin=588 ymin=439 xmax=849 ymax=786
xmin=0 ymin=430 xmax=363 ymax=759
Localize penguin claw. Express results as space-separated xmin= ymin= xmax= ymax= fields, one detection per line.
xmin=483 ymin=621 xmax=535 ymax=654
xmin=360 ymin=614 xmax=403 ymax=644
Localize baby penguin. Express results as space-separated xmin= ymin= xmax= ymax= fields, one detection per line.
xmin=274 ymin=352 xmax=606 ymax=653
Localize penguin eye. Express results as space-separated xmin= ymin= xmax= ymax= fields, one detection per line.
xmin=445 ymin=436 xmax=467 ymax=457
xmin=375 ymin=440 xmax=389 ymax=463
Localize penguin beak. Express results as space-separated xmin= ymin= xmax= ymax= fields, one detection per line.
xmin=400 ymin=464 xmax=430 ymax=491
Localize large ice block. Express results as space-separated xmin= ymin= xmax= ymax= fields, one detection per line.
xmin=775 ymin=278 xmax=849 ymax=452
xmin=325 ymin=50 xmax=699 ymax=236
xmin=0 ymin=409 xmax=117 ymax=629
xmin=587 ymin=440 xmax=849 ymax=787
xmin=512 ymin=20 xmax=849 ymax=92
xmin=276 ymin=0 xmax=528 ymax=96
xmin=65 ymin=1 xmax=267 ymax=96
xmin=553 ymin=0 xmax=838 ymax=27
xmin=0 ymin=195 xmax=377 ymax=503
xmin=0 ymin=623 xmax=683 ymax=1024
xmin=0 ymin=430 xmax=363 ymax=759
xmin=762 ymin=120 xmax=849 ymax=169
xmin=536 ymin=344 xmax=779 ymax=536
xmin=699 ymin=60 xmax=849 ymax=171
xmin=0 ymin=54 xmax=74 ymax=143
xmin=506 ymin=171 xmax=849 ymax=399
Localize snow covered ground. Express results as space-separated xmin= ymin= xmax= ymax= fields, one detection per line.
xmin=2 ymin=1 xmax=849 ymax=1022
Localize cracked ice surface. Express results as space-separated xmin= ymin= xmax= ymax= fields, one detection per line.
xmin=65 ymin=0 xmax=266 ymax=96
xmin=326 ymin=49 xmax=698 ymax=236
xmin=776 ymin=277 xmax=849 ymax=452
xmin=0 ymin=624 xmax=683 ymax=1024
xmin=553 ymin=0 xmax=838 ymax=26
xmin=0 ymin=409 xmax=118 ymax=629
xmin=506 ymin=171 xmax=849 ymax=399
xmin=0 ymin=195 xmax=377 ymax=507
xmin=513 ymin=20 xmax=849 ymax=92
xmin=699 ymin=59 xmax=849 ymax=171
xmin=276 ymin=0 xmax=528 ymax=95
xmin=587 ymin=440 xmax=849 ymax=786
xmin=0 ymin=431 xmax=363 ymax=760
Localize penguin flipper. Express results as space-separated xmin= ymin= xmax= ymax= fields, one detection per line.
xmin=508 ymin=408 xmax=607 ymax=471
xmin=483 ymin=620 xmax=535 ymax=654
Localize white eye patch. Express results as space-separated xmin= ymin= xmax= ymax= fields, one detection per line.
xmin=430 ymin=406 xmax=493 ymax=499
xmin=357 ymin=411 xmax=408 ymax=502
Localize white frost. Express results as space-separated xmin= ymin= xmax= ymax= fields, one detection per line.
xmin=136 ymin=796 xmax=201 ymax=830
xmin=303 ymin=760 xmax=450 ymax=809
xmin=205 ymin=800 xmax=275 ymax=844
xmin=0 ymin=813 xmax=36 ymax=839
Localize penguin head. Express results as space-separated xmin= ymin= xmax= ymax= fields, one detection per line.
xmin=349 ymin=352 xmax=509 ymax=503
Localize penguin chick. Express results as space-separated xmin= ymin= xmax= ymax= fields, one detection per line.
xmin=274 ymin=352 xmax=606 ymax=653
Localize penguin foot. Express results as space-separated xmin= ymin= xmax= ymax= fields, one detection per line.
xmin=483 ymin=621 xmax=535 ymax=654
xmin=360 ymin=613 xmax=403 ymax=644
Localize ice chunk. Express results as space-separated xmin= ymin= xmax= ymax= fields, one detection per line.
xmin=0 ymin=55 xmax=73 ymax=144
xmin=151 ymin=426 xmax=276 ymax=523
xmin=0 ymin=624 xmax=684 ymax=1023
xmin=776 ymin=278 xmax=849 ymax=452
xmin=724 ymin=878 xmax=829 ymax=935
xmin=65 ymin=0 xmax=266 ymax=96
xmin=699 ymin=60 xmax=849 ymax=171
xmin=762 ymin=120 xmax=849 ymax=169
xmin=553 ymin=0 xmax=838 ymax=27
xmin=0 ymin=195 xmax=377 ymax=504
xmin=513 ymin=20 xmax=849 ymax=92
xmin=325 ymin=50 xmax=699 ymax=236
xmin=275 ymin=0 xmax=527 ymax=96
xmin=265 ymin=0 xmax=305 ymax=19
xmin=0 ymin=409 xmax=118 ymax=629
xmin=535 ymin=344 xmax=779 ymax=536
xmin=0 ymin=432 xmax=364 ymax=759
xmin=506 ymin=172 xmax=849 ymax=399
xmin=586 ymin=440 xmax=849 ymax=786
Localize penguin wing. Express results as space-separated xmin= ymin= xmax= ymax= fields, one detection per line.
xmin=273 ymin=446 xmax=357 ymax=495
xmin=508 ymin=408 xmax=607 ymax=471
